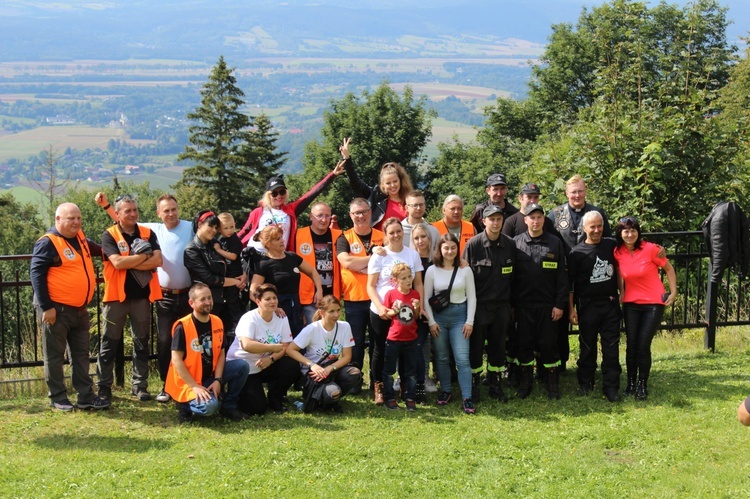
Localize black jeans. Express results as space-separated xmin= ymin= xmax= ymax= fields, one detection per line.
xmin=369 ymin=311 xmax=390 ymax=383
xmin=577 ymin=299 xmax=622 ymax=389
xmin=623 ymin=303 xmax=664 ymax=381
xmin=155 ymin=293 xmax=191 ymax=382
xmin=238 ymin=356 xmax=300 ymax=415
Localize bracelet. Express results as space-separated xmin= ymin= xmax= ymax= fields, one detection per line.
xmin=102 ymin=203 xmax=111 ymax=210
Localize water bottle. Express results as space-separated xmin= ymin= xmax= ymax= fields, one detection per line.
xmin=293 ymin=401 xmax=304 ymax=411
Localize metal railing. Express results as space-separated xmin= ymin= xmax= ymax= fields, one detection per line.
xmin=1 ymin=230 xmax=747 ymax=375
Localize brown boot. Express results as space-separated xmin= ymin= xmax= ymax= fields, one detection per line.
xmin=374 ymin=381 xmax=384 ymax=405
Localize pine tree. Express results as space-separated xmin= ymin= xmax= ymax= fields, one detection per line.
xmin=177 ymin=56 xmax=285 ymax=218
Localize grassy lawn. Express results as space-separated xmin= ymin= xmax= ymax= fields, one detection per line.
xmin=2 ymin=328 xmax=749 ymax=497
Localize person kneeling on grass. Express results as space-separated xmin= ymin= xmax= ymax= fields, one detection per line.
xmin=286 ymin=295 xmax=362 ymax=413
xmin=381 ymin=263 xmax=421 ymax=412
xmin=165 ymin=283 xmax=250 ymax=423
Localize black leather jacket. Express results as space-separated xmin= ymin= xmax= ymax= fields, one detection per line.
xmin=183 ymin=235 xmax=227 ymax=303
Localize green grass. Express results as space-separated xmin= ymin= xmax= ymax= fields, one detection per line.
xmin=2 ymin=328 xmax=750 ymax=497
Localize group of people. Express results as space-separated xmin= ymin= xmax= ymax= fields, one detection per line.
xmin=30 ymin=138 xmax=677 ymax=420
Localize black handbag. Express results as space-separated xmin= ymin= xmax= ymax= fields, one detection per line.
xmin=428 ymin=265 xmax=458 ymax=314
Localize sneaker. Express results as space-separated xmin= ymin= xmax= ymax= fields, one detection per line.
xmin=50 ymin=398 xmax=74 ymax=412
xmin=155 ymin=390 xmax=171 ymax=403
xmin=437 ymin=391 xmax=452 ymax=406
xmin=131 ymin=387 xmax=152 ymax=401
xmin=384 ymin=399 xmax=400 ymax=410
xmin=462 ymin=398 xmax=476 ymax=415
xmin=393 ymin=377 xmax=401 ymax=393
xmin=77 ymin=395 xmax=111 ymax=410
xmin=424 ymin=378 xmax=438 ymax=393
xmin=405 ymin=399 xmax=417 ymax=412
xmin=177 ymin=407 xmax=194 ymax=424
xmin=221 ymin=407 xmax=249 ymax=421
xmin=414 ymin=382 xmax=427 ymax=404
xmin=98 ymin=386 xmax=112 ymax=403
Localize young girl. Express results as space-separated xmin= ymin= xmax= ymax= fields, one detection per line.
xmin=381 ymin=263 xmax=422 ymax=411
xmin=286 ymin=296 xmax=362 ymax=412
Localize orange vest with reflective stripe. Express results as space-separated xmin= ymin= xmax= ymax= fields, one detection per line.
xmin=102 ymin=224 xmax=163 ymax=303
xmin=41 ymin=231 xmax=96 ymax=308
xmin=295 ymin=226 xmax=342 ymax=305
xmin=165 ymin=314 xmax=224 ymax=403
xmin=432 ymin=220 xmax=475 ymax=256
xmin=340 ymin=228 xmax=384 ymax=302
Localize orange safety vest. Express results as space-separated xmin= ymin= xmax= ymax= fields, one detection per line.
xmin=102 ymin=224 xmax=163 ymax=303
xmin=295 ymin=226 xmax=342 ymax=305
xmin=164 ymin=314 xmax=224 ymax=403
xmin=41 ymin=231 xmax=96 ymax=308
xmin=340 ymin=228 xmax=384 ymax=302
xmin=432 ymin=219 xmax=475 ymax=256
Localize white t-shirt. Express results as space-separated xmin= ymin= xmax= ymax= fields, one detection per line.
xmin=247 ymin=207 xmax=292 ymax=253
xmin=226 ymin=309 xmax=292 ymax=374
xmin=293 ymin=320 xmax=355 ymax=374
xmin=367 ymin=245 xmax=423 ymax=314
xmin=423 ymin=266 xmax=477 ymax=326
xmin=140 ymin=220 xmax=193 ymax=289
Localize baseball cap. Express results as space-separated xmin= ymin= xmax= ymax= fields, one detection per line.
xmin=523 ymin=203 xmax=544 ymax=216
xmin=482 ymin=204 xmax=505 ymax=218
xmin=265 ymin=175 xmax=286 ymax=192
xmin=520 ymin=183 xmax=541 ymax=195
xmin=486 ymin=173 xmax=507 ymax=187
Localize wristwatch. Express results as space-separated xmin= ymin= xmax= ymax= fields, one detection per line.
xmin=331 ymin=365 xmax=338 ymax=371
xmin=214 ymin=377 xmax=223 ymax=383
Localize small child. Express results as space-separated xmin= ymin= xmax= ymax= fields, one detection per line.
xmin=381 ymin=262 xmax=421 ymax=411
xmin=214 ymin=213 xmax=245 ymax=332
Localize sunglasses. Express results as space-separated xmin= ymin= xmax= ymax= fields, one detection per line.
xmin=620 ymin=216 xmax=638 ymax=224
xmin=115 ymin=194 xmax=135 ymax=203
xmin=271 ymin=188 xmax=287 ymax=198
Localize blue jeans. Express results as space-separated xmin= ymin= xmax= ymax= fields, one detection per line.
xmin=178 ymin=358 xmax=249 ymax=417
xmin=345 ymin=300 xmax=371 ymax=370
xmin=383 ymin=339 xmax=419 ymax=401
xmin=432 ymin=302 xmax=471 ymax=400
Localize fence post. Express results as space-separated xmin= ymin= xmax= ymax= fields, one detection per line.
xmin=704 ymin=261 xmax=718 ymax=352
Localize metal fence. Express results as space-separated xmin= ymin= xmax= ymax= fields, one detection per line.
xmin=1 ymin=230 xmax=748 ymax=375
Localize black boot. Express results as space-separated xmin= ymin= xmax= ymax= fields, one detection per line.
xmin=487 ymin=372 xmax=508 ymax=402
xmin=517 ymin=365 xmax=534 ymax=399
xmin=624 ymin=376 xmax=637 ymax=396
xmin=471 ymin=373 xmax=481 ymax=403
xmin=547 ymin=367 xmax=561 ymax=400
xmin=506 ymin=362 xmax=520 ymax=389
xmin=635 ymin=379 xmax=648 ymax=401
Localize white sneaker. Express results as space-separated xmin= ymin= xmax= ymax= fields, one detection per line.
xmin=424 ymin=378 xmax=438 ymax=393
xmin=393 ymin=377 xmax=401 ymax=392
xmin=156 ymin=390 xmax=171 ymax=403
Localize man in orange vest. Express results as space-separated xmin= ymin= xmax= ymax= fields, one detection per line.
xmin=166 ymin=283 xmax=250 ymax=423
xmin=336 ymin=198 xmax=384 ymax=371
xmin=296 ymin=201 xmax=341 ymax=325
xmin=97 ymin=194 xmax=163 ymax=404
xmin=30 ymin=203 xmax=110 ymax=411
xmin=432 ymin=194 xmax=476 ymax=255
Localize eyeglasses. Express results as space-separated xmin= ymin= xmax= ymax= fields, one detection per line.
xmin=620 ymin=216 xmax=638 ymax=224
xmin=311 ymin=213 xmax=332 ymax=220
xmin=407 ymin=203 xmax=425 ymax=209
xmin=271 ymin=189 xmax=287 ymax=198
xmin=350 ymin=210 xmax=370 ymax=217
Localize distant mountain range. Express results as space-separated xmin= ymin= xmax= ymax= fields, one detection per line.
xmin=1 ymin=0 xmax=746 ymax=63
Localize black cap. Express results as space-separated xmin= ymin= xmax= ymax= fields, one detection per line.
xmin=265 ymin=175 xmax=286 ymax=192
xmin=523 ymin=203 xmax=544 ymax=216
xmin=486 ymin=173 xmax=507 ymax=187
xmin=482 ymin=204 xmax=505 ymax=218
xmin=520 ymin=183 xmax=541 ymax=195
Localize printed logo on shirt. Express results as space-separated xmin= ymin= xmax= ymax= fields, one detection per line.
xmin=117 ymin=240 xmax=129 ymax=254
xmin=63 ymin=248 xmax=76 ymax=260
xmin=502 ymin=266 xmax=513 ymax=274
xmin=350 ymin=242 xmax=363 ymax=254
xmin=190 ymin=337 xmax=203 ymax=353
xmin=397 ymin=304 xmax=416 ymax=324
xmin=299 ymin=243 xmax=312 ymax=255
xmin=590 ymin=256 xmax=614 ymax=284
xmin=542 ymin=261 xmax=558 ymax=269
